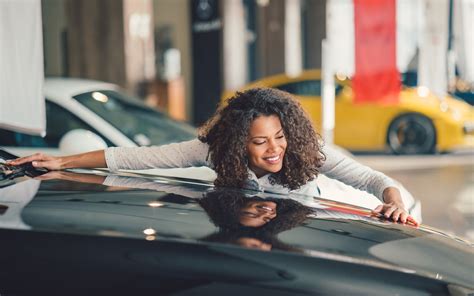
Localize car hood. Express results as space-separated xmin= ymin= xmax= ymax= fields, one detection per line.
xmin=402 ymin=88 xmax=474 ymax=120
xmin=442 ymin=94 xmax=474 ymax=120
xmin=0 ymin=167 xmax=472 ymax=291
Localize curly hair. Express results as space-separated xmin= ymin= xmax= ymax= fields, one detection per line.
xmin=199 ymin=88 xmax=325 ymax=190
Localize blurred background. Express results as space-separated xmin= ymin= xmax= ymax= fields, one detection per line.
xmin=0 ymin=0 xmax=473 ymax=239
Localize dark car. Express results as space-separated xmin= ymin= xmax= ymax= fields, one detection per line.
xmin=0 ymin=152 xmax=473 ymax=295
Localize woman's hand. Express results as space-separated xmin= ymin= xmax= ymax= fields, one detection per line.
xmin=372 ymin=187 xmax=419 ymax=226
xmin=7 ymin=153 xmax=63 ymax=170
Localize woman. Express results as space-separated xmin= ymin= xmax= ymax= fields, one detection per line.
xmin=7 ymin=88 xmax=417 ymax=224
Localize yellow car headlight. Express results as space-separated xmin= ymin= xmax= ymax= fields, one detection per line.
xmin=463 ymin=122 xmax=474 ymax=134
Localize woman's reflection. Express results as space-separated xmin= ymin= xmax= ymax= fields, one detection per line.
xmin=198 ymin=189 xmax=313 ymax=251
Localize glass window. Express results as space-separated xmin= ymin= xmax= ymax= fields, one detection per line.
xmin=277 ymin=80 xmax=322 ymax=96
xmin=73 ymin=90 xmax=196 ymax=146
xmin=0 ymin=101 xmax=112 ymax=148
xmin=276 ymin=80 xmax=343 ymax=97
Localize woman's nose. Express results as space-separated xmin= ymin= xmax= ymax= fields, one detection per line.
xmin=256 ymin=208 xmax=277 ymax=218
xmin=267 ymin=139 xmax=278 ymax=151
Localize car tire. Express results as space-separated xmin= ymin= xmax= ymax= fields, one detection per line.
xmin=387 ymin=114 xmax=436 ymax=154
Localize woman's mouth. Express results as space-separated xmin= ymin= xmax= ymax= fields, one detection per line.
xmin=256 ymin=205 xmax=275 ymax=212
xmin=263 ymin=153 xmax=282 ymax=164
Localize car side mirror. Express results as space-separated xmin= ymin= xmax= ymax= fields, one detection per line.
xmin=59 ymin=129 xmax=108 ymax=155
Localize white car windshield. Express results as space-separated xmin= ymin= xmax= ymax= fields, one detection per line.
xmin=74 ymin=90 xmax=196 ymax=146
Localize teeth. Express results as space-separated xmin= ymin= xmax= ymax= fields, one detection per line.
xmin=257 ymin=205 xmax=274 ymax=212
xmin=266 ymin=155 xmax=279 ymax=161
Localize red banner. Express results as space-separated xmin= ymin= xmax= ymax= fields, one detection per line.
xmin=353 ymin=0 xmax=400 ymax=104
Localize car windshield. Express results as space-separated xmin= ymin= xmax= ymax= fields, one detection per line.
xmin=74 ymin=90 xmax=196 ymax=146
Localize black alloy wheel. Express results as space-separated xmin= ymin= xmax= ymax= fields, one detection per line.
xmin=387 ymin=114 xmax=436 ymax=154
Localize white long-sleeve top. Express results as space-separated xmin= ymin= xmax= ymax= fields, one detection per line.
xmin=104 ymin=139 xmax=398 ymax=201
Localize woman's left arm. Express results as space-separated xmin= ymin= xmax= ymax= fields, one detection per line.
xmin=320 ymin=145 xmax=418 ymax=225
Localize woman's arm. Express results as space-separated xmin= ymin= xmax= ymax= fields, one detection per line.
xmin=105 ymin=139 xmax=209 ymax=171
xmin=7 ymin=138 xmax=210 ymax=171
xmin=319 ymin=145 xmax=398 ymax=201
xmin=320 ymin=145 xmax=418 ymax=225
xmin=7 ymin=150 xmax=106 ymax=170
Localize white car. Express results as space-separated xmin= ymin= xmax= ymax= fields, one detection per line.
xmin=0 ymin=78 xmax=421 ymax=220
xmin=1 ymin=78 xmax=196 ymax=155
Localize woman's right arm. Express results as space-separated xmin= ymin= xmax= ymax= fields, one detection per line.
xmin=7 ymin=138 xmax=210 ymax=171
xmin=7 ymin=150 xmax=106 ymax=170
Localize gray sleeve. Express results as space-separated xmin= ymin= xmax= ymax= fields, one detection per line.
xmin=319 ymin=145 xmax=399 ymax=201
xmin=104 ymin=139 xmax=210 ymax=171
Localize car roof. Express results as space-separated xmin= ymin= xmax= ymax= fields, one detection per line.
xmin=44 ymin=77 xmax=118 ymax=99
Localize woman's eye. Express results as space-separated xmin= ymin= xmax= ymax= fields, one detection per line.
xmin=276 ymin=135 xmax=285 ymax=139
xmin=253 ymin=141 xmax=265 ymax=145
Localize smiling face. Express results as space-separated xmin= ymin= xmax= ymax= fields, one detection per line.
xmin=239 ymin=200 xmax=277 ymax=227
xmin=247 ymin=115 xmax=287 ymax=178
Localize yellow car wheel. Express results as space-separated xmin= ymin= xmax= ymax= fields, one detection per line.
xmin=387 ymin=113 xmax=436 ymax=154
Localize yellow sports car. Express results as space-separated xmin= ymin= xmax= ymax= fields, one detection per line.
xmin=222 ymin=70 xmax=474 ymax=154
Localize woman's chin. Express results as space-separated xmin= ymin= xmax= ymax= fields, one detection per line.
xmin=251 ymin=163 xmax=283 ymax=177
xmin=266 ymin=164 xmax=283 ymax=174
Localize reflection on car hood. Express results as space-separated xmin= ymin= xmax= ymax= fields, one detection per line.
xmin=0 ymin=169 xmax=473 ymax=293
